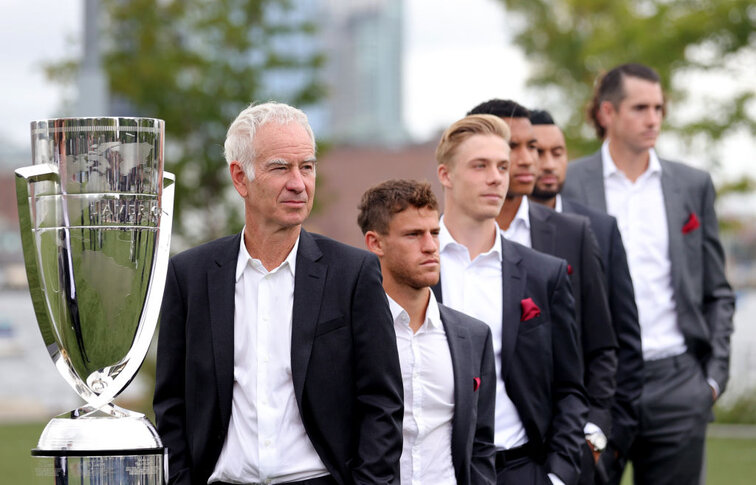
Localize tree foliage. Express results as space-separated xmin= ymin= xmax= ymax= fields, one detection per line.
xmin=499 ymin=0 xmax=756 ymax=161
xmin=47 ymin=0 xmax=326 ymax=247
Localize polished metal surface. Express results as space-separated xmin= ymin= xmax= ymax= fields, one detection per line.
xmin=16 ymin=118 xmax=174 ymax=459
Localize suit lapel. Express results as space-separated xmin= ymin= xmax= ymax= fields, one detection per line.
xmin=529 ymin=204 xmax=555 ymax=254
xmin=439 ymin=305 xmax=470 ymax=476
xmin=661 ymin=160 xmax=686 ymax=298
xmin=291 ymin=230 xmax=327 ymax=405
xmin=431 ymin=280 xmax=443 ymax=303
xmin=208 ymin=233 xmax=242 ymax=428
xmin=582 ymin=152 xmax=608 ymax=211
xmin=500 ymin=237 xmax=524 ymax=379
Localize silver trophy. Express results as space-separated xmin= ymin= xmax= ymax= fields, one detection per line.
xmin=16 ymin=117 xmax=174 ymax=484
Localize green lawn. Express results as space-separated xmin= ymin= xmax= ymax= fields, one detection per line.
xmin=617 ymin=437 xmax=756 ymax=485
xmin=2 ymin=422 xmax=755 ymax=484
xmin=0 ymin=421 xmax=46 ymax=484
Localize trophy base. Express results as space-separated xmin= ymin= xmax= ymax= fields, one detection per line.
xmin=33 ymin=454 xmax=164 ymax=485
xmin=31 ymin=404 xmax=165 ymax=484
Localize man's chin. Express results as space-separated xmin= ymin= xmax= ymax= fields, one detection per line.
xmin=531 ymin=187 xmax=559 ymax=201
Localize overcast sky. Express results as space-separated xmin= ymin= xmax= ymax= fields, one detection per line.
xmin=0 ymin=0 xmax=527 ymax=150
xmin=2 ymin=0 xmax=753 ymax=187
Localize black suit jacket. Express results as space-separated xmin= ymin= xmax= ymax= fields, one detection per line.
xmin=564 ymin=152 xmax=735 ymax=394
xmin=435 ymin=238 xmax=588 ymax=485
xmin=154 ymin=230 xmax=404 ymax=485
xmin=560 ymin=197 xmax=643 ymax=456
xmin=438 ymin=304 xmax=497 ymax=485
xmin=528 ymin=202 xmax=617 ymax=434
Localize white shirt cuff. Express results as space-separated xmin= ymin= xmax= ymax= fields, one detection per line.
xmin=707 ymin=378 xmax=720 ymax=400
xmin=583 ymin=421 xmax=603 ymax=435
xmin=548 ymin=473 xmax=566 ymax=485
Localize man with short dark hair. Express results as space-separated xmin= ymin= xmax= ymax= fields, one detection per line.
xmin=469 ymin=99 xmax=618 ymax=485
xmin=154 ymin=102 xmax=404 ymax=485
xmin=529 ymin=108 xmax=644 ymax=485
xmin=433 ymin=113 xmax=587 ymax=485
xmin=358 ymin=178 xmax=497 ymax=485
xmin=563 ymin=63 xmax=735 ymax=485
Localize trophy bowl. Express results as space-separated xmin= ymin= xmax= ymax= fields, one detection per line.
xmin=16 ymin=117 xmax=174 ymax=484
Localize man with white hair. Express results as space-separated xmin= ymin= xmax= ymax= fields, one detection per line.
xmin=154 ymin=102 xmax=404 ymax=485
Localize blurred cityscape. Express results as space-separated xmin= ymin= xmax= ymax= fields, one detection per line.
xmin=2 ymin=0 xmax=756 ymax=422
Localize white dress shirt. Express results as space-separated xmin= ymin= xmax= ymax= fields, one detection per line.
xmin=388 ymin=291 xmax=456 ymax=485
xmin=209 ymin=232 xmax=329 ymax=484
xmin=501 ymin=196 xmax=532 ymax=247
xmin=554 ymin=194 xmax=564 ymax=213
xmin=439 ymin=218 xmax=528 ymax=450
xmin=601 ymin=141 xmax=687 ymax=361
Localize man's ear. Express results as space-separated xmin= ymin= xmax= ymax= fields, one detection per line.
xmin=364 ymin=231 xmax=384 ymax=256
xmin=230 ymin=161 xmax=249 ymax=197
xmin=437 ymin=163 xmax=453 ymax=189
xmin=598 ymin=100 xmax=615 ymax=129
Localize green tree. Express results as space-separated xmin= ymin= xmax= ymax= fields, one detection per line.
xmin=499 ymin=0 xmax=756 ymax=164
xmin=47 ymin=0 xmax=326 ymax=246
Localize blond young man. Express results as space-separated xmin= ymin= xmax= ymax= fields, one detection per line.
xmin=433 ymin=114 xmax=587 ymax=485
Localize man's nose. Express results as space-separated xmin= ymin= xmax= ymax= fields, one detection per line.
xmin=421 ymin=232 xmax=438 ymax=252
xmin=286 ymin=168 xmax=306 ymax=192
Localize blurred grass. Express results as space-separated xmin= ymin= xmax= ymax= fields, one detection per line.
xmin=619 ymin=436 xmax=756 ymax=485
xmin=0 ymin=421 xmax=45 ymax=484
xmin=2 ymin=422 xmax=756 ymax=483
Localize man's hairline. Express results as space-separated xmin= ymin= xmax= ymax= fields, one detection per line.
xmin=368 ymin=204 xmax=440 ymax=236
xmin=606 ymin=73 xmax=663 ymax=109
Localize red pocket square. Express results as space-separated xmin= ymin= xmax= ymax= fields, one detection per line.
xmin=682 ymin=213 xmax=700 ymax=234
xmin=473 ymin=377 xmax=481 ymax=392
xmin=567 ymin=264 xmax=573 ymax=275
xmin=520 ymin=298 xmax=541 ymax=322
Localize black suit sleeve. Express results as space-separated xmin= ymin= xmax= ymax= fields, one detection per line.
xmin=471 ymin=326 xmax=497 ymax=485
xmin=350 ymin=254 xmax=404 ymax=485
xmin=579 ymin=221 xmax=617 ymax=434
xmin=605 ymin=220 xmax=643 ymax=457
xmin=154 ymin=259 xmax=192 ymax=485
xmin=546 ymin=260 xmax=589 ymax=485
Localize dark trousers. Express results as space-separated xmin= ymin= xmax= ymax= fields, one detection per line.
xmin=496 ymin=448 xmax=550 ymax=485
xmin=611 ymin=353 xmax=712 ymax=485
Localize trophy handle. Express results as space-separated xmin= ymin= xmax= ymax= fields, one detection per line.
xmin=15 ymin=164 xmax=60 ymax=348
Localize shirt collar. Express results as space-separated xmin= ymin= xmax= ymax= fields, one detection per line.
xmin=601 ymin=139 xmax=662 ymax=180
xmin=511 ymin=196 xmax=531 ymax=229
xmin=554 ymin=194 xmax=563 ymax=213
xmin=386 ymin=289 xmax=443 ymax=330
xmin=235 ymin=227 xmax=300 ymax=281
xmin=439 ymin=216 xmax=503 ymax=262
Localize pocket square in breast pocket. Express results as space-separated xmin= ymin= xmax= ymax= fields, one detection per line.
xmin=682 ymin=212 xmax=700 ymax=234
xmin=520 ymin=298 xmax=541 ymax=322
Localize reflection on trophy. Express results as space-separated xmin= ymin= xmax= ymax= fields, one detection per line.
xmin=16 ymin=117 xmax=174 ymax=484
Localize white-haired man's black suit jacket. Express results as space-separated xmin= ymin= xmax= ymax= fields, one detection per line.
xmin=154 ymin=230 xmax=404 ymax=485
